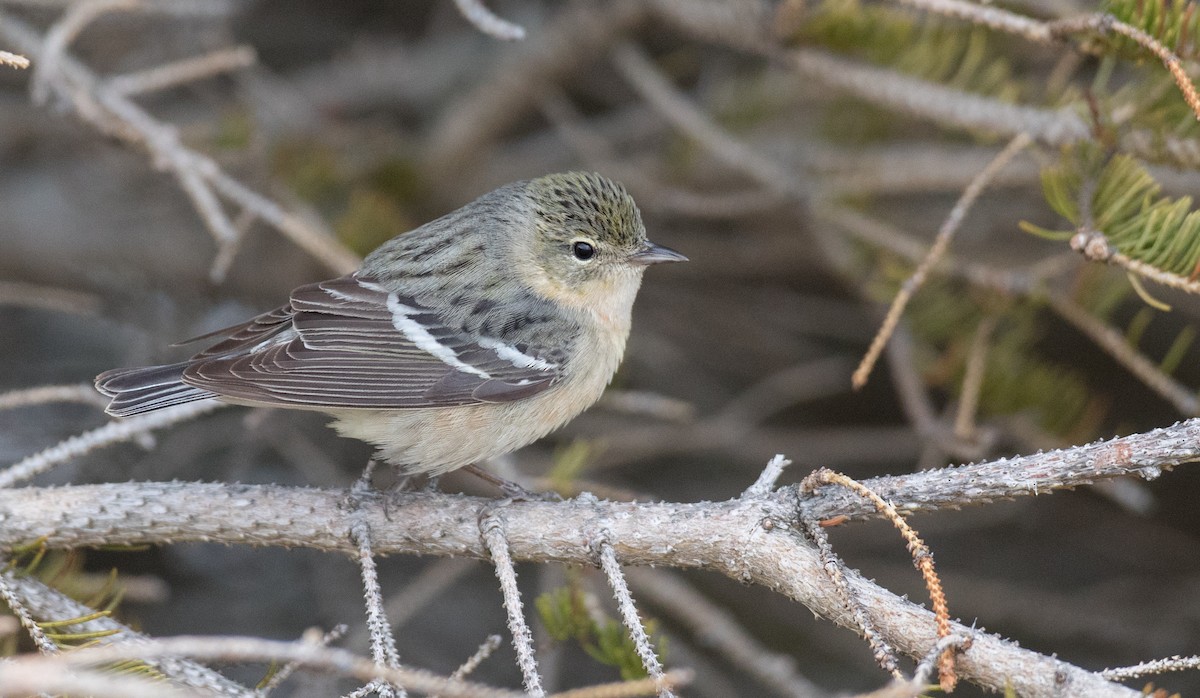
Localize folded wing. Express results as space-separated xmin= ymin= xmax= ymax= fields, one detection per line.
xmin=181 ymin=275 xmax=563 ymax=408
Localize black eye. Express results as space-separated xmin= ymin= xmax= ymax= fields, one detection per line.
xmin=572 ymin=241 xmax=595 ymax=261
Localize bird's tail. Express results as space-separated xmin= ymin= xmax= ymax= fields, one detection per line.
xmin=95 ymin=362 xmax=217 ymax=417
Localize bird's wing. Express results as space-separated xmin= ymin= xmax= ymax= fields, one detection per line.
xmin=181 ymin=275 xmax=563 ymax=408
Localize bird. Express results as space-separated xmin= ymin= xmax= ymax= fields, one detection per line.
xmin=96 ymin=172 xmax=686 ymax=477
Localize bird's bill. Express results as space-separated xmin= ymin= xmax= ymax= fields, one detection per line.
xmin=630 ymin=242 xmax=688 ymax=266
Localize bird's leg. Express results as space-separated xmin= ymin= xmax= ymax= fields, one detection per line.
xmin=462 ymin=463 xmax=560 ymax=501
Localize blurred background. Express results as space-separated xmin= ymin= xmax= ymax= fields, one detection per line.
xmin=2 ymin=0 xmax=1200 ymax=695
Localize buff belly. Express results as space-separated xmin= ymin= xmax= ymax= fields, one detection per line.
xmin=324 ymin=333 xmax=622 ymax=475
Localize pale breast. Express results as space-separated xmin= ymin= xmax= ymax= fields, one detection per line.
xmin=326 ymin=322 xmax=629 ymax=475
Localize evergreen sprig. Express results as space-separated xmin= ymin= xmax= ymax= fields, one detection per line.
xmin=1100 ymin=0 xmax=1200 ymax=60
xmin=791 ymin=0 xmax=1021 ymax=100
xmin=536 ymin=584 xmax=666 ymax=681
xmin=1025 ymin=148 xmax=1200 ymax=280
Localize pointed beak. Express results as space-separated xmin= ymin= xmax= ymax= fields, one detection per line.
xmin=630 ymin=241 xmax=688 ymax=266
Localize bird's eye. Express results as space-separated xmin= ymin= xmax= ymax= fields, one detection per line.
xmin=572 ymin=240 xmax=595 ymax=261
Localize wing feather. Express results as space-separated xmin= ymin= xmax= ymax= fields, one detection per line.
xmin=179 ymin=275 xmax=563 ymax=408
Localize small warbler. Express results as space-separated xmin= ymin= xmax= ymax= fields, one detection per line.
xmin=96 ymin=172 xmax=686 ymax=475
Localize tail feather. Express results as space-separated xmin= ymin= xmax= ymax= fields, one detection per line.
xmin=95 ymin=362 xmax=217 ymax=417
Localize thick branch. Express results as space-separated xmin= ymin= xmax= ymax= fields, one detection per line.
xmin=0 ymin=477 xmax=1147 ymax=696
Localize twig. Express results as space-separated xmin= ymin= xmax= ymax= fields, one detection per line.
xmin=1046 ymin=293 xmax=1199 ymax=414
xmin=351 ymin=522 xmax=404 ymax=698
xmin=0 ymin=50 xmax=28 ymax=68
xmin=479 ymin=506 xmax=544 ymax=697
xmin=611 ymin=42 xmax=799 ymax=197
xmin=451 ymin=635 xmax=502 ymax=681
xmin=0 ymin=383 xmax=109 ymax=411
xmin=1101 ymin=654 xmax=1200 ymax=680
xmin=882 ymin=322 xmax=992 ymax=462
xmin=954 ymin=316 xmax=997 ymax=440
xmin=2 ymin=570 xmax=252 ymax=696
xmin=799 ymin=469 xmax=957 ymax=691
xmin=546 ymin=671 xmax=694 ymax=698
xmin=427 ymin=636 xmax=504 ymax=698
xmin=0 ymin=10 xmax=360 ymax=275
xmin=595 ymin=538 xmax=672 ymax=698
xmin=0 ymin=280 xmax=102 ymax=315
xmin=1 ymin=0 xmax=232 ymax=14
xmin=795 ymin=509 xmax=901 ymax=678
xmin=892 ymin=0 xmax=1053 ymax=40
xmin=425 ymin=0 xmax=646 ymax=179
xmin=45 ymin=635 xmax=529 ymax=698
xmin=742 ymin=454 xmax=793 ymax=499
xmin=257 ymin=625 xmax=348 ymax=696
xmin=851 ymin=133 xmax=1032 ymax=389
xmin=106 ymin=45 xmax=257 ymax=96
xmin=0 ymin=399 xmax=224 ymax=488
xmin=911 ymin=634 xmax=971 ymax=688
xmin=0 ymin=663 xmax=192 ymax=698
xmin=0 ymin=570 xmax=56 ymax=655
xmin=451 ymin=0 xmax=525 ymax=40
xmin=894 ymin=0 xmax=1200 ymax=122
xmin=1050 ymin=14 xmax=1200 ymax=122
xmin=30 ymin=0 xmax=138 ymax=107
xmin=1070 ymin=228 xmax=1200 ymax=296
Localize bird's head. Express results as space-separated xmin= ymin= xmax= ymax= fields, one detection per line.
xmin=520 ymin=172 xmax=686 ymax=323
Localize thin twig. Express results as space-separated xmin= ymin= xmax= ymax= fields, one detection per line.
xmin=852 ymin=133 xmax=1032 ymax=389
xmin=0 ymin=399 xmax=224 ymax=488
xmin=1071 ymin=228 xmax=1200 ymax=296
xmin=800 ymin=469 xmax=957 ymax=691
xmin=795 ymin=508 xmax=902 ymax=678
xmin=0 ymin=50 xmax=28 ymax=68
xmin=612 ymin=42 xmax=798 ymax=196
xmin=479 ymin=506 xmax=544 ymax=697
xmin=45 ymin=635 xmax=529 ymax=698
xmin=546 ymin=671 xmax=694 ymax=698
xmin=954 ymin=316 xmax=997 ymax=441
xmin=452 ymin=635 xmax=503 ymax=681
xmin=0 ymin=10 xmax=360 ymax=275
xmin=257 ymin=625 xmax=348 ymax=696
xmin=1046 ymin=293 xmax=1199 ymax=414
xmin=0 ymin=383 xmax=108 ymax=411
xmin=0 ymin=570 xmax=56 ymax=655
xmin=911 ymin=634 xmax=971 ymax=688
xmin=351 ymin=522 xmax=403 ymax=698
xmin=451 ymin=0 xmax=525 ymax=40
xmin=106 ymin=45 xmax=256 ymax=96
xmin=1101 ymin=654 xmax=1200 ymax=680
xmin=742 ymin=454 xmax=793 ymax=499
xmin=0 ymin=280 xmax=102 ymax=315
xmin=595 ymin=538 xmax=672 ymax=698
xmin=2 ymin=570 xmax=252 ymax=696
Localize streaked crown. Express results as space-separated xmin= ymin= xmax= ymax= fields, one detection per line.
xmin=529 ymin=172 xmax=644 ymax=249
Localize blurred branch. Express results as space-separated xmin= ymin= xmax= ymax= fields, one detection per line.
xmin=0 ymin=50 xmax=27 ymax=68
xmin=0 ymin=400 xmax=223 ymax=488
xmin=0 ymin=383 xmax=108 ymax=411
xmin=425 ymin=0 xmax=646 ymax=181
xmin=1 ymin=570 xmax=253 ymax=696
xmin=451 ymin=0 xmax=525 ymax=41
xmin=0 ymin=9 xmax=360 ymax=278
xmin=625 ymin=567 xmax=828 ymax=698
xmin=0 ymin=280 xmax=102 ymax=315
xmin=106 ymin=44 xmax=257 ymax=96
xmin=851 ymin=134 xmax=1032 ymax=389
